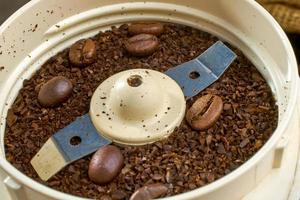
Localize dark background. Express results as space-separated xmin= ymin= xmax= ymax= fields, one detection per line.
xmin=0 ymin=0 xmax=299 ymax=66
xmin=0 ymin=0 xmax=30 ymax=24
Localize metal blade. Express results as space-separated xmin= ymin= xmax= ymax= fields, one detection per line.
xmin=31 ymin=114 xmax=111 ymax=181
xmin=165 ymin=41 xmax=237 ymax=98
xmin=52 ymin=114 xmax=110 ymax=162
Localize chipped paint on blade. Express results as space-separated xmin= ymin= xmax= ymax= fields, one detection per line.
xmin=30 ymin=138 xmax=66 ymax=181
xmin=165 ymin=41 xmax=237 ymax=98
xmin=30 ymin=114 xmax=111 ymax=181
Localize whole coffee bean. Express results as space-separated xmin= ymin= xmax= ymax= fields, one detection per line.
xmin=125 ymin=34 xmax=159 ymax=57
xmin=69 ymin=39 xmax=97 ymax=67
xmin=88 ymin=145 xmax=124 ymax=185
xmin=129 ymin=184 xmax=168 ymax=200
xmin=186 ymin=94 xmax=223 ymax=131
xmin=38 ymin=76 xmax=73 ymax=107
xmin=128 ymin=22 xmax=164 ymax=36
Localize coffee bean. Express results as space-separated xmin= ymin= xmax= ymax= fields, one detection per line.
xmin=125 ymin=34 xmax=159 ymax=57
xmin=186 ymin=94 xmax=223 ymax=130
xmin=69 ymin=39 xmax=96 ymax=67
xmin=38 ymin=76 xmax=73 ymax=107
xmin=88 ymin=145 xmax=124 ymax=185
xmin=128 ymin=22 xmax=164 ymax=36
xmin=129 ymin=184 xmax=168 ymax=200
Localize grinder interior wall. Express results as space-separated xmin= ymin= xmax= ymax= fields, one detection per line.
xmin=0 ymin=2 xmax=297 ymax=200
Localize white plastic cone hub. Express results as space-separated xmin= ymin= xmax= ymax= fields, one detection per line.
xmin=90 ymin=69 xmax=186 ymax=146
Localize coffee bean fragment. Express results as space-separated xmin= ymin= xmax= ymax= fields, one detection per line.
xmin=125 ymin=34 xmax=159 ymax=57
xmin=88 ymin=145 xmax=124 ymax=185
xmin=240 ymin=138 xmax=250 ymax=148
xmin=6 ymin=109 xmax=17 ymax=127
xmin=38 ymin=76 xmax=73 ymax=107
xmin=69 ymin=39 xmax=97 ymax=67
xmin=165 ymin=170 xmax=175 ymax=183
xmin=129 ymin=183 xmax=168 ymax=200
xmin=111 ymin=190 xmax=127 ymax=200
xmin=100 ymin=195 xmax=112 ymax=200
xmin=217 ymin=143 xmax=226 ymax=154
xmin=206 ymin=173 xmax=215 ymax=183
xmin=223 ymin=103 xmax=232 ymax=111
xmin=254 ymin=140 xmax=263 ymax=149
xmin=128 ymin=22 xmax=164 ymax=36
xmin=186 ymin=94 xmax=223 ymax=131
xmin=206 ymin=134 xmax=213 ymax=146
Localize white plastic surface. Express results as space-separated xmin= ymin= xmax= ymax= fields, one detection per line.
xmin=288 ymin=82 xmax=300 ymax=200
xmin=3 ymin=176 xmax=27 ymax=200
xmin=90 ymin=69 xmax=186 ymax=146
xmin=0 ymin=0 xmax=299 ymax=200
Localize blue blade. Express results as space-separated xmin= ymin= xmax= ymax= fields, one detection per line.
xmin=52 ymin=114 xmax=111 ymax=163
xmin=165 ymin=41 xmax=237 ymax=98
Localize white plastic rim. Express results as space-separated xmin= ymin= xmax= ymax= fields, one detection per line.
xmin=0 ymin=0 xmax=298 ymax=200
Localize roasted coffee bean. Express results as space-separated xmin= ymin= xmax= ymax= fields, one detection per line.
xmin=186 ymin=94 xmax=223 ymax=130
xmin=69 ymin=39 xmax=96 ymax=67
xmin=88 ymin=145 xmax=124 ymax=185
xmin=125 ymin=34 xmax=159 ymax=57
xmin=128 ymin=22 xmax=164 ymax=36
xmin=129 ymin=184 xmax=168 ymax=200
xmin=38 ymin=76 xmax=73 ymax=107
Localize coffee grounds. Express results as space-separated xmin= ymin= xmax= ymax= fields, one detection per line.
xmin=4 ymin=23 xmax=278 ymax=199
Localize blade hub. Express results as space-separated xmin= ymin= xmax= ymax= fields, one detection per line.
xmin=90 ymin=69 xmax=186 ymax=146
